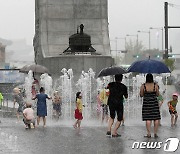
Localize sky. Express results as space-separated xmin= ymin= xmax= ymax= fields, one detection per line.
xmin=0 ymin=0 xmax=179 ymax=54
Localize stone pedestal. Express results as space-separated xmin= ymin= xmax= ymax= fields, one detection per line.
xmin=39 ymin=55 xmax=114 ymax=80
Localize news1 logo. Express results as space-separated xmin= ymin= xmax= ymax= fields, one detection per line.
xmin=164 ymin=138 xmax=179 ymax=152
xmin=132 ymin=138 xmax=179 ymax=152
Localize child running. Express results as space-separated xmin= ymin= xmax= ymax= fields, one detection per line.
xmin=168 ymin=93 xmax=178 ymax=127
xmin=73 ymin=92 xmax=83 ymax=129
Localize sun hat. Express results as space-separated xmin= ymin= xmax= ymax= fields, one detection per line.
xmin=172 ymin=92 xmax=178 ymax=97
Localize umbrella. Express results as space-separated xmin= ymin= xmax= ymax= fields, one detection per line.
xmin=19 ymin=64 xmax=49 ymax=74
xmin=128 ymin=59 xmax=170 ymax=74
xmin=98 ymin=66 xmax=127 ymax=77
xmin=19 ymin=65 xmax=30 ymax=73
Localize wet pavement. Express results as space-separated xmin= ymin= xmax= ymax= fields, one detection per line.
xmin=0 ymin=85 xmax=179 ymax=154
xmin=0 ymin=117 xmax=180 ymax=154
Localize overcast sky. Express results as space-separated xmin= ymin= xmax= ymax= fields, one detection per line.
xmin=0 ymin=0 xmax=179 ymax=53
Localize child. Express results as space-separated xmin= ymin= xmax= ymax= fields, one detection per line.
xmin=13 ymin=87 xmax=25 ymax=122
xmin=23 ymin=103 xmax=35 ymax=129
xmin=99 ymin=88 xmax=109 ymax=123
xmin=0 ymin=92 xmax=3 ymax=109
xmin=52 ymin=91 xmax=62 ymax=119
xmin=168 ymin=93 xmax=178 ymax=127
xmin=73 ymin=92 xmax=83 ymax=129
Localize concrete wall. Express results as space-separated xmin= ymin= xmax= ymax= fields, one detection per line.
xmin=41 ymin=55 xmax=114 ymax=81
xmin=34 ymin=0 xmax=110 ymax=59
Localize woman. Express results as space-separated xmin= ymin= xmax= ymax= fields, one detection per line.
xmin=32 ymin=87 xmax=51 ymax=127
xmin=140 ymin=73 xmax=160 ymax=138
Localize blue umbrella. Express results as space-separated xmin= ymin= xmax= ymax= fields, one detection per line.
xmin=128 ymin=59 xmax=170 ymax=74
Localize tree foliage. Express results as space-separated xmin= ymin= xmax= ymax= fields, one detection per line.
xmin=164 ymin=59 xmax=175 ymax=72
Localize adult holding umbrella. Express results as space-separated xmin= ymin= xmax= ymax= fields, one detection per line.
xmin=140 ymin=73 xmax=160 ymax=138
xmin=128 ymin=57 xmax=170 ymax=138
xmin=106 ymin=74 xmax=128 ymax=137
xmin=98 ymin=66 xmax=128 ymax=137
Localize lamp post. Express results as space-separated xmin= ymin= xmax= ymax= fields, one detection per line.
xmin=115 ymin=37 xmax=127 ymax=49
xmin=126 ymin=34 xmax=138 ymax=45
xmin=115 ymin=37 xmax=127 ymax=64
xmin=149 ymin=27 xmax=163 ymax=51
xmin=137 ymin=30 xmax=151 ymax=50
xmin=110 ymin=39 xmax=118 ymax=65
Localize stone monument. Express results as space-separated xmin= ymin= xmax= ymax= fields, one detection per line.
xmin=34 ymin=0 xmax=114 ymax=79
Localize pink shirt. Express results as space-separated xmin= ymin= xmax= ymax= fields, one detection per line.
xmin=23 ymin=108 xmax=34 ymax=120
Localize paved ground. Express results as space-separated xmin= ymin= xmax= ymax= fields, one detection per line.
xmin=0 ymin=85 xmax=179 ymax=154
xmin=0 ymin=117 xmax=180 ymax=154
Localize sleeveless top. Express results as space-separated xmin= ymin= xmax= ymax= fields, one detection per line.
xmin=142 ymin=83 xmax=161 ymax=121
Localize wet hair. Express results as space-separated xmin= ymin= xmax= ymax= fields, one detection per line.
xmin=40 ymin=87 xmax=45 ymax=93
xmin=146 ymin=73 xmax=153 ymax=83
xmin=76 ymin=92 xmax=81 ymax=101
xmin=115 ymin=74 xmax=123 ymax=82
xmin=26 ymin=103 xmax=32 ymax=108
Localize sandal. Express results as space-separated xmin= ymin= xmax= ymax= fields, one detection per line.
xmin=144 ymin=134 xmax=151 ymax=138
xmin=154 ymin=134 xmax=158 ymax=138
xmin=112 ymin=134 xmax=121 ymax=137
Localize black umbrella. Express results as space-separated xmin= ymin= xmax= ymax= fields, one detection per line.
xmin=98 ymin=66 xmax=127 ymax=77
xmin=19 ymin=64 xmax=49 ymax=74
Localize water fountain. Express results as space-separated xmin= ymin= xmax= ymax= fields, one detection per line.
xmin=76 ymin=68 xmax=96 ymax=120
xmin=24 ymin=70 xmax=34 ymax=103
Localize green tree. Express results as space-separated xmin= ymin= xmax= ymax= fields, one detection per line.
xmin=123 ymin=39 xmax=145 ymax=64
xmin=164 ymin=59 xmax=175 ymax=72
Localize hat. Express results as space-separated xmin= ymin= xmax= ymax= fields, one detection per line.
xmin=172 ymin=92 xmax=178 ymax=97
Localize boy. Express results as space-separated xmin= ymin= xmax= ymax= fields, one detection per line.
xmin=23 ymin=103 xmax=35 ymax=129
xmin=168 ymin=93 xmax=178 ymax=127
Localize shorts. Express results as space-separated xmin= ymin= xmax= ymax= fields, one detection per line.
xmin=53 ymin=104 xmax=61 ymax=112
xmin=109 ymin=104 xmax=123 ymax=121
xmin=102 ymin=104 xmax=108 ymax=115
xmin=169 ymin=110 xmax=177 ymax=115
xmin=23 ymin=118 xmax=35 ymax=125
xmin=17 ymin=105 xmax=24 ymax=113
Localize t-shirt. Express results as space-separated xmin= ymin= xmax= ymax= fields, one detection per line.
xmin=77 ymin=98 xmax=83 ymax=112
xmin=107 ymin=82 xmax=128 ymax=106
xmin=0 ymin=93 xmax=3 ymax=103
xmin=14 ymin=93 xmax=24 ymax=105
xmin=99 ymin=89 xmax=109 ymax=105
xmin=169 ymin=100 xmax=178 ymax=111
xmin=23 ymin=108 xmax=34 ymax=120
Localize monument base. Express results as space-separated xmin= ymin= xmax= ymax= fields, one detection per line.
xmin=38 ymin=55 xmax=114 ymax=80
